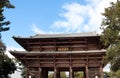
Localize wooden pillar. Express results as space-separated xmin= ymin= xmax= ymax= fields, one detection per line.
xmin=100 ymin=66 xmax=103 ymax=78
xmin=57 ymin=69 xmax=60 ymax=78
xmin=54 ymin=68 xmax=57 ymax=78
xmin=69 ymin=67 xmax=73 ymax=78
xmin=84 ymin=70 xmax=86 ymax=78
xmin=86 ymin=65 xmax=89 ymax=78
xmin=25 ymin=56 xmax=28 ymax=78
xmin=39 ymin=68 xmax=42 ymax=78
xmin=54 ymin=67 xmax=60 ymax=78
xmin=42 ymin=68 xmax=48 ymax=78
xmin=25 ymin=67 xmax=28 ymax=78
xmin=45 ymin=69 xmax=48 ymax=78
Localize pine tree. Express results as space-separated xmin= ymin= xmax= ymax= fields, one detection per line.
xmin=0 ymin=0 xmax=16 ymax=78
xmin=0 ymin=0 xmax=15 ymax=39
xmin=101 ymin=0 xmax=120 ymax=74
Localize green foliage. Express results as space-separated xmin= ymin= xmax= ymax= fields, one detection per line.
xmin=48 ymin=72 xmax=66 ymax=78
xmin=74 ymin=71 xmax=84 ymax=78
xmin=104 ymin=71 xmax=120 ymax=78
xmin=60 ymin=72 xmax=66 ymax=78
xmin=101 ymin=0 xmax=120 ymax=46
xmin=0 ymin=1 xmax=16 ymax=77
xmin=101 ymin=0 xmax=120 ymax=75
xmin=108 ymin=70 xmax=120 ymax=78
xmin=0 ymin=40 xmax=16 ymax=78
xmin=104 ymin=72 xmax=110 ymax=78
xmin=0 ymin=54 xmax=16 ymax=78
xmin=0 ymin=0 xmax=15 ymax=39
xmin=0 ymin=0 xmax=15 ymax=8
xmin=12 ymin=58 xmax=25 ymax=77
xmin=48 ymin=71 xmax=84 ymax=78
xmin=48 ymin=72 xmax=54 ymax=78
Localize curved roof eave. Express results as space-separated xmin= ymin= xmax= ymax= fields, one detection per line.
xmin=13 ymin=32 xmax=100 ymax=39
xmin=10 ymin=49 xmax=106 ymax=55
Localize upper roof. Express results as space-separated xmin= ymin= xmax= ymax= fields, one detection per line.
xmin=31 ymin=32 xmax=99 ymax=38
xmin=14 ymin=32 xmax=99 ymax=39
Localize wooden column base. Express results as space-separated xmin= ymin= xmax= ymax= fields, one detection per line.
xmin=100 ymin=66 xmax=103 ymax=78
xmin=86 ymin=66 xmax=89 ymax=78
xmin=69 ymin=67 xmax=73 ymax=78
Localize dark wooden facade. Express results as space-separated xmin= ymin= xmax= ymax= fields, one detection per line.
xmin=10 ymin=32 xmax=106 ymax=78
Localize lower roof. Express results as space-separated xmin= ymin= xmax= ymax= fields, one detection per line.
xmin=10 ymin=49 xmax=106 ymax=56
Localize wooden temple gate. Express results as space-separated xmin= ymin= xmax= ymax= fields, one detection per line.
xmin=10 ymin=32 xmax=106 ymax=78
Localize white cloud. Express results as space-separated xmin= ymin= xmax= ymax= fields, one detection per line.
xmin=31 ymin=24 xmax=45 ymax=34
xmin=51 ymin=2 xmax=87 ymax=32
xmin=83 ymin=24 xmax=90 ymax=31
xmin=31 ymin=24 xmax=65 ymax=34
xmin=51 ymin=0 xmax=117 ymax=33
xmin=31 ymin=0 xmax=117 ymax=34
xmin=86 ymin=0 xmax=117 ymax=33
xmin=5 ymin=46 xmax=25 ymax=58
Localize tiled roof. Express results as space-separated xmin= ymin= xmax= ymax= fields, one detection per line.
xmin=10 ymin=49 xmax=106 ymax=55
xmin=30 ymin=32 xmax=99 ymax=38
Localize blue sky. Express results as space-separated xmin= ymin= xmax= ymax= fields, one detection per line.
xmin=2 ymin=0 xmax=116 ymax=78
xmin=2 ymin=0 xmax=116 ymax=49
